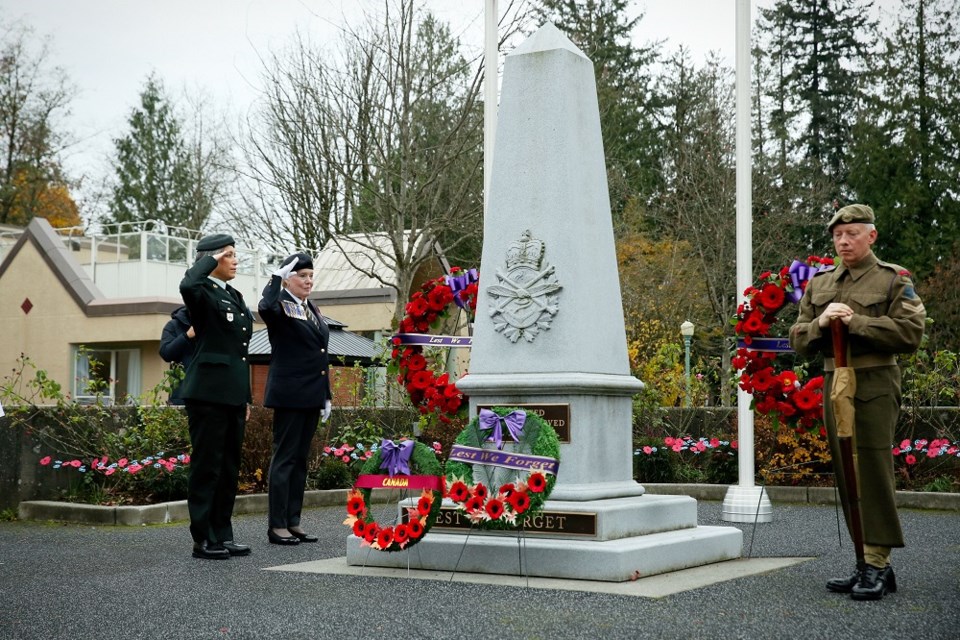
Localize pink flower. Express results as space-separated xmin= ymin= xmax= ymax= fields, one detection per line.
xmin=664 ymin=437 xmax=675 ymax=446
xmin=905 ymin=454 xmax=916 ymax=466
xmin=899 ymin=439 xmax=910 ymax=450
xmin=118 ymin=458 xmax=128 ymax=468
xmin=127 ymin=464 xmax=142 ymax=474
xmin=672 ymin=443 xmax=683 ymax=453
xmin=69 ymin=460 xmax=81 ymax=468
xmin=709 ymin=438 xmax=720 ymax=448
xmin=642 ymin=446 xmax=652 ymax=455
xmin=182 ymin=455 xmax=191 ymax=464
xmin=341 ymin=455 xmax=350 ymax=463
xmin=892 ymin=447 xmax=901 ymax=456
xmin=927 ymin=448 xmax=939 ymax=458
xmin=104 ymin=468 xmax=115 ymax=476
xmin=39 ymin=456 xmax=51 ymax=466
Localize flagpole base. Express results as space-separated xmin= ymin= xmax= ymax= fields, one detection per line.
xmin=721 ymin=485 xmax=773 ymax=523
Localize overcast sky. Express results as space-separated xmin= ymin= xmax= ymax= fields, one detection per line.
xmin=2 ymin=0 xmax=804 ymax=182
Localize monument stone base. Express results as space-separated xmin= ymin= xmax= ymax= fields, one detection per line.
xmin=346 ymin=494 xmax=743 ymax=582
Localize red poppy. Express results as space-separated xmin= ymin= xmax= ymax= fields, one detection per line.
xmin=508 ymin=490 xmax=530 ymax=514
xmin=742 ymin=311 xmax=764 ymax=334
xmin=751 ymin=367 xmax=776 ymax=392
xmin=410 ymin=370 xmax=434 ymax=390
xmin=755 ymin=395 xmax=778 ymax=414
xmin=408 ymin=518 xmax=424 ymax=539
xmin=792 ymin=389 xmax=820 ymax=411
xmin=417 ymin=496 xmax=432 ymax=516
xmin=363 ymin=524 xmax=379 ymax=543
xmin=472 ymin=483 xmax=488 ymax=500
xmin=406 ymin=298 xmax=429 ymax=318
xmin=485 ymin=498 xmax=505 ymax=520
xmin=405 ymin=353 xmax=427 ymax=371
xmin=376 ymin=528 xmax=395 ymax=549
xmin=346 ymin=494 xmax=366 ymax=516
xmin=528 ymin=472 xmax=547 ymax=493
xmin=498 ymin=483 xmax=515 ymax=497
xmin=465 ymin=496 xmax=484 ymax=513
xmin=352 ymin=520 xmax=366 ymax=538
xmin=448 ymin=481 xmax=470 ymax=502
xmin=427 ymin=285 xmax=454 ymax=311
xmin=757 ymin=283 xmax=785 ymax=312
xmin=392 ymin=523 xmax=410 ymax=545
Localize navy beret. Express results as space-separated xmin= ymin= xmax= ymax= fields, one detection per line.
xmin=286 ymin=252 xmax=313 ymax=271
xmin=196 ymin=233 xmax=235 ymax=252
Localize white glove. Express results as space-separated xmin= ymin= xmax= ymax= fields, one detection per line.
xmin=321 ymin=399 xmax=332 ymax=423
xmin=273 ymin=256 xmax=299 ymax=280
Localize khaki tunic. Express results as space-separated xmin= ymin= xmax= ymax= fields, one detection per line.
xmin=789 ymin=251 xmax=925 ymax=547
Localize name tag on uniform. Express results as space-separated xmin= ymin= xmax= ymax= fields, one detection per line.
xmin=226 ymin=312 xmax=234 ymax=322
xmin=281 ymin=300 xmax=306 ymax=320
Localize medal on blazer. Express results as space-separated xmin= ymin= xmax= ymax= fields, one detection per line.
xmin=281 ymin=299 xmax=307 ymax=320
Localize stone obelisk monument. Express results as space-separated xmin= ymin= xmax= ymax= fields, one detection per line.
xmin=347 ymin=23 xmax=741 ymax=581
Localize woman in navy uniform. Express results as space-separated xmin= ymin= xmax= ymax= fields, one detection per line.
xmin=259 ymin=253 xmax=332 ymax=545
xmin=179 ymin=234 xmax=254 ymax=560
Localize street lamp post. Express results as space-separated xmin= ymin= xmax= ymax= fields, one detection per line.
xmin=680 ymin=320 xmax=694 ymax=408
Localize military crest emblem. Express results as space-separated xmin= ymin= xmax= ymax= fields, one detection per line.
xmin=486 ymin=229 xmax=562 ymax=343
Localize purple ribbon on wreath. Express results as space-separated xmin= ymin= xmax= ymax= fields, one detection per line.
xmin=379 ymin=439 xmax=414 ymax=476
xmin=787 ymin=260 xmax=828 ymax=304
xmin=445 ymin=269 xmax=478 ymax=310
xmin=478 ymin=409 xmax=526 ymax=450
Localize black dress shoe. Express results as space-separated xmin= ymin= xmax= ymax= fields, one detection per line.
xmin=221 ymin=540 xmax=252 ymax=556
xmin=192 ymin=540 xmax=230 ymax=560
xmin=267 ymin=529 xmax=300 ymax=545
xmin=851 ymin=565 xmax=897 ymax=601
xmin=826 ymin=568 xmax=861 ymax=593
xmin=289 ymin=529 xmax=319 ymax=543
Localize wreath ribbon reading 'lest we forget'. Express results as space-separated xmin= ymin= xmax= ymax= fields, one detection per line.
xmin=732 ymin=255 xmax=834 ymax=434
xmin=445 ymin=406 xmax=561 ymax=530
xmin=344 ymin=439 xmax=443 ymax=552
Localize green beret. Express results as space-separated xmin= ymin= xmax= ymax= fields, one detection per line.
xmin=827 ymin=204 xmax=875 ymax=231
xmin=196 ymin=233 xmax=235 ymax=252
xmin=285 ymin=252 xmax=313 ymax=271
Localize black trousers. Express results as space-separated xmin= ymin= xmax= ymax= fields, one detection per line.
xmin=185 ymin=400 xmax=246 ymax=544
xmin=268 ymin=407 xmax=320 ymax=529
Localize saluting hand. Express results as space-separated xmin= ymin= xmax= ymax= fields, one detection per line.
xmin=273 ymin=256 xmax=299 ymax=280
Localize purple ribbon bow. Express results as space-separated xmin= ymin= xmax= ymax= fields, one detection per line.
xmin=446 ymin=269 xmax=479 ymax=310
xmin=787 ymin=260 xmax=828 ymax=304
xmin=478 ymin=409 xmax=526 ymax=450
xmin=379 ymin=439 xmax=414 ymax=476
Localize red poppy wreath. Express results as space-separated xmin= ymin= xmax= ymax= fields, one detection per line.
xmin=444 ymin=407 xmax=561 ymax=530
xmin=388 ymin=267 xmax=478 ymax=423
xmin=344 ymin=439 xmax=444 ymax=552
xmin=732 ymin=256 xmax=834 ymax=434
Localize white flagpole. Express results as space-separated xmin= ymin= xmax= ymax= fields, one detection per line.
xmin=722 ymin=0 xmax=772 ymax=523
xmin=484 ymin=0 xmax=498 ymax=215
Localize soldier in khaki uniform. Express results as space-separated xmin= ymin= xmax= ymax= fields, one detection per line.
xmin=790 ymin=204 xmax=925 ymax=600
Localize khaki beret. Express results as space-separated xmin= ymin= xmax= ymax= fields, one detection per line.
xmin=827 ymin=204 xmax=875 ymax=231
xmin=196 ymin=233 xmax=235 ymax=252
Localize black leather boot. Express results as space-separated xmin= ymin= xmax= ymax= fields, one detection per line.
xmin=826 ymin=568 xmax=861 ymax=593
xmin=851 ymin=565 xmax=897 ymax=601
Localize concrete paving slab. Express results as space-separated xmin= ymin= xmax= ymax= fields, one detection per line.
xmin=267 ymin=555 xmax=812 ymax=598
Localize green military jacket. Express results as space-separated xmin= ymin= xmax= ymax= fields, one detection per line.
xmin=789 ymin=251 xmax=925 ymax=363
xmin=178 ymin=256 xmax=254 ymax=406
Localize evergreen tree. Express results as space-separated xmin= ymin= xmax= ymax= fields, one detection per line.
xmin=848 ymin=0 xmax=960 ymax=280
xmin=755 ymin=0 xmax=875 ymax=195
xmin=105 ymin=74 xmax=213 ymax=232
xmin=532 ymin=0 xmax=663 ymax=227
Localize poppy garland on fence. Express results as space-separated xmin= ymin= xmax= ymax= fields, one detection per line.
xmin=389 ymin=267 xmax=479 ymax=423
xmin=344 ymin=439 xmax=444 ymax=552
xmin=444 ymin=407 xmax=560 ymax=530
xmin=732 ymin=256 xmax=834 ymax=434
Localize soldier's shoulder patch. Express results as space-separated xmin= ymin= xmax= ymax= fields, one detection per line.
xmin=902 ymin=281 xmax=918 ymax=300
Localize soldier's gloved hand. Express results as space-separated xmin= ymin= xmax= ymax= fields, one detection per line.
xmin=273 ymin=256 xmax=299 ymax=280
xmin=321 ymin=399 xmax=332 ymax=423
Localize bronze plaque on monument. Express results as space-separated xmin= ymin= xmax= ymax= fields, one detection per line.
xmin=432 ymin=506 xmax=596 ymax=536
xmin=477 ymin=403 xmax=570 ymax=443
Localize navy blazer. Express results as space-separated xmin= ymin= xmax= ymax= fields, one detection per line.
xmin=258 ymin=274 xmax=331 ymax=409
xmin=178 ymin=256 xmax=254 ymax=406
